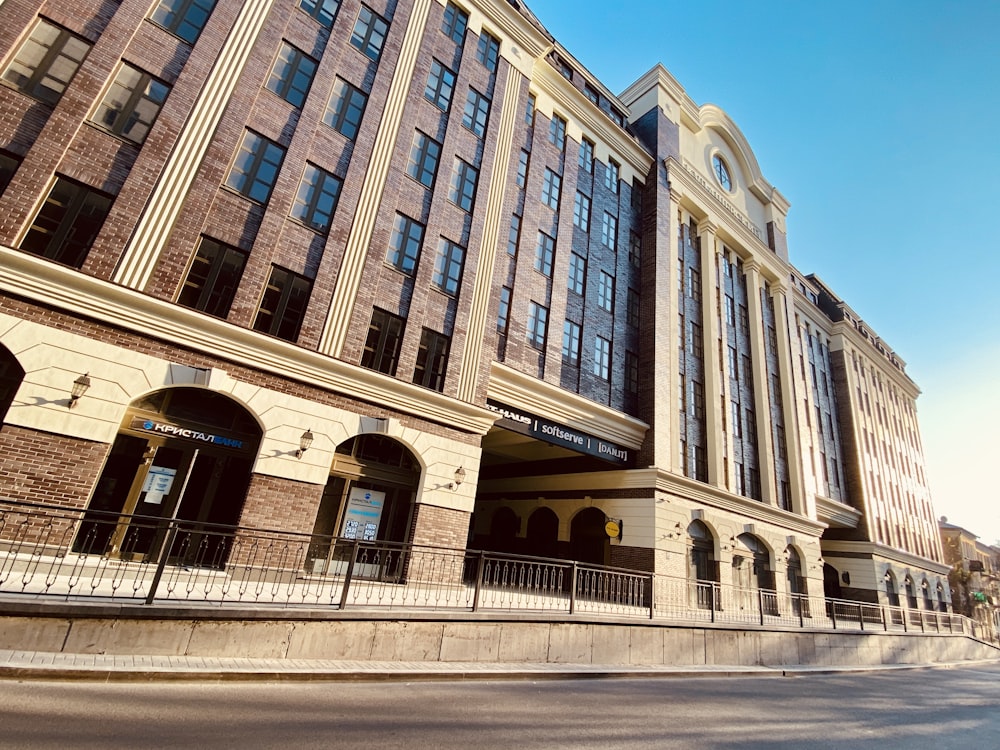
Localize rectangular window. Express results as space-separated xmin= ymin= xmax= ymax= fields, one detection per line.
xmin=601 ymin=212 xmax=617 ymax=249
xmin=732 ymin=401 xmax=742 ymax=438
xmin=150 ymin=0 xmax=216 ymax=44
xmin=441 ymin=2 xmax=468 ymax=43
xmin=266 ymin=42 xmax=317 ymax=107
xmin=627 ymin=287 xmax=640 ymax=328
xmin=579 ymin=137 xmax=594 ymax=173
xmin=386 ymin=213 xmax=424 ymax=274
xmin=549 ymin=114 xmax=566 ymax=150
xmin=462 ymin=88 xmax=490 ymax=136
xmin=527 ymin=302 xmax=548 ymax=349
xmin=524 ymin=92 xmax=535 ymax=125
xmin=0 ymin=152 xmax=21 ymax=194
xmin=568 ymin=252 xmax=586 ymax=295
xmin=177 ymin=237 xmax=247 ymax=317
xmin=406 ymin=131 xmax=441 ymax=187
xmin=573 ymin=191 xmax=590 ymax=230
xmin=507 ymin=214 xmax=520 ymax=256
xmin=433 ymin=238 xmax=465 ymax=295
xmin=562 ymin=320 xmax=581 ymax=366
xmin=541 ymin=168 xmax=561 ymax=210
xmin=252 ymin=266 xmax=312 ymax=342
xmin=291 ymin=164 xmax=341 ymax=232
xmin=298 ymin=0 xmax=340 ymax=28
xmin=2 ymin=19 xmax=91 ymax=105
xmin=692 ymin=380 xmax=705 ymax=419
xmin=583 ymin=83 xmax=599 ymax=105
xmin=686 ymin=266 xmax=701 ymax=300
xmin=690 ymin=321 xmax=703 ymax=358
xmin=628 ymin=232 xmax=641 ymax=268
xmin=19 ymin=176 xmax=111 ymax=268
xmin=604 ymin=159 xmax=619 ymax=193
xmin=350 ymin=5 xmax=389 ymax=61
xmin=625 ymin=350 xmax=639 ymax=397
xmin=476 ymin=31 xmax=500 ymax=72
xmin=324 ymin=78 xmax=367 ymax=140
xmin=424 ymin=60 xmax=456 ymax=111
xmin=362 ymin=308 xmax=405 ymax=375
xmin=225 ymin=130 xmax=285 ymax=203
xmin=91 ymin=63 xmax=169 ymax=144
xmin=413 ymin=328 xmax=450 ymax=392
xmin=497 ymin=286 xmax=512 ymax=334
xmin=597 ymin=271 xmax=614 ymax=312
xmin=594 ymin=336 xmax=611 ymax=380
xmin=557 ymin=59 xmax=573 ymax=81
xmin=448 ymin=158 xmax=478 ymax=212
xmin=516 ymin=149 xmax=529 ymax=188
xmin=534 ymin=232 xmax=555 ymax=277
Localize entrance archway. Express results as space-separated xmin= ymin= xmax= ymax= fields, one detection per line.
xmin=74 ymin=388 xmax=262 ymax=562
xmin=570 ymin=507 xmax=608 ymax=565
xmin=526 ymin=507 xmax=559 ymax=558
xmin=823 ymin=563 xmax=842 ymax=599
xmin=688 ymin=520 xmax=718 ymax=609
xmin=0 ymin=344 xmax=24 ymax=424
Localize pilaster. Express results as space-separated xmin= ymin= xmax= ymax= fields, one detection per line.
xmin=743 ymin=260 xmax=776 ymax=506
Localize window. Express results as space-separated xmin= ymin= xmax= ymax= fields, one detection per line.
xmin=150 ymin=0 xmax=216 ymax=44
xmin=516 ymin=149 xmax=529 ymax=188
xmin=549 ymin=114 xmax=566 ymax=150
xmin=594 ymin=336 xmax=611 ymax=380
xmin=527 ymin=302 xmax=548 ymax=349
xmin=362 ymin=308 xmax=405 ymax=375
xmin=690 ymin=321 xmax=703 ymax=358
xmin=712 ymin=154 xmax=732 ymax=191
xmin=2 ymin=19 xmax=91 ymax=105
xmin=578 ymin=137 xmax=594 ymax=173
xmin=252 ymin=266 xmax=312 ymax=342
xmin=604 ymin=159 xmax=619 ymax=193
xmin=732 ymin=401 xmax=742 ymax=438
xmin=524 ymin=93 xmax=535 ymax=125
xmin=424 ymin=60 xmax=456 ymax=110
xmin=291 ymin=164 xmax=341 ymax=232
xmin=597 ymin=271 xmax=614 ymax=312
xmin=324 ymin=78 xmax=367 ymax=140
xmin=19 ymin=177 xmax=111 ymax=268
xmin=225 ymin=131 xmax=285 ymax=203
xmin=568 ymin=252 xmax=585 ymax=295
xmin=601 ymin=212 xmax=617 ymax=249
xmin=386 ymin=213 xmax=424 ymax=274
xmin=573 ymin=192 xmax=590 ymax=230
xmin=350 ymin=6 xmax=389 ymax=61
xmin=448 ymin=159 xmax=478 ymax=212
xmin=626 ymin=287 xmax=640 ymax=328
xmin=625 ymin=350 xmax=639 ymax=397
xmin=177 ymin=237 xmax=247 ymax=317
xmin=557 ymin=59 xmax=573 ymax=81
xmin=476 ymin=31 xmax=500 ymax=71
xmin=541 ymin=168 xmax=561 ymax=210
xmin=686 ymin=266 xmax=700 ymax=300
xmin=433 ymin=238 xmax=465 ymax=295
xmin=562 ymin=320 xmax=581 ymax=366
xmin=441 ymin=2 xmax=468 ymax=43
xmin=497 ymin=286 xmax=512 ymax=334
xmin=413 ymin=328 xmax=450 ymax=391
xmin=692 ymin=380 xmax=705 ymax=419
xmin=298 ymin=0 xmax=340 ymax=28
xmin=406 ymin=131 xmax=441 ymax=187
xmin=462 ymin=88 xmax=490 ymax=136
xmin=628 ymin=232 xmax=641 ymax=268
xmin=534 ymin=232 xmax=555 ymax=277
xmin=583 ymin=83 xmax=599 ymax=105
xmin=266 ymin=42 xmax=317 ymax=107
xmin=507 ymin=214 xmax=521 ymax=256
xmin=91 ymin=64 xmax=169 ymax=144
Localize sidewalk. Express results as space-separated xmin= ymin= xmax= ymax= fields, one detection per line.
xmin=0 ymin=648 xmax=949 ymax=682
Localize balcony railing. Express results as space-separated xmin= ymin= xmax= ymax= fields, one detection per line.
xmin=0 ymin=499 xmax=985 ymax=641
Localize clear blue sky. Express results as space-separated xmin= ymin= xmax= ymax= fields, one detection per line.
xmin=525 ymin=0 xmax=1000 ymax=542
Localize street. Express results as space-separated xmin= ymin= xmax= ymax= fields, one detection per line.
xmin=1 ymin=664 xmax=999 ymax=749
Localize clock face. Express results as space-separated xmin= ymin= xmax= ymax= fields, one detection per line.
xmin=713 ymin=154 xmax=732 ymax=191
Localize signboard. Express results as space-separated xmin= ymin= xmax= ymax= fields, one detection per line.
xmin=340 ymin=487 xmax=386 ymax=542
xmin=129 ymin=416 xmax=246 ymax=450
xmin=486 ymin=400 xmax=631 ymax=466
xmin=140 ymin=466 xmax=176 ymax=505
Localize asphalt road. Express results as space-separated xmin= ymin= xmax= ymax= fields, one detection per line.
xmin=2 ymin=665 xmax=999 ymax=749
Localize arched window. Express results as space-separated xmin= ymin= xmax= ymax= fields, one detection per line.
xmin=0 ymin=344 xmax=25 ymax=424
xmin=526 ymin=507 xmax=559 ymax=558
xmin=904 ymin=576 xmax=918 ymax=608
xmin=884 ymin=572 xmax=900 ymax=607
xmin=688 ymin=520 xmax=717 ymax=610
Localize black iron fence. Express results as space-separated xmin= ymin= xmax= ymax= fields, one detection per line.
xmin=0 ymin=499 xmax=985 ymax=640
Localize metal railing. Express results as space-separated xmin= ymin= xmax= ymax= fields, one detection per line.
xmin=0 ymin=499 xmax=985 ymax=641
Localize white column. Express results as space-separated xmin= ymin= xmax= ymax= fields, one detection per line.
xmin=743 ymin=260 xmax=776 ymax=506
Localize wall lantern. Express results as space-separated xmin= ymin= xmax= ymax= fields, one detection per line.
xmin=295 ymin=429 xmax=314 ymax=459
xmin=68 ymin=373 xmax=91 ymax=408
xmin=448 ymin=466 xmax=466 ymax=490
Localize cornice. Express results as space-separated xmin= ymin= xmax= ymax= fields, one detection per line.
xmin=0 ymin=247 xmax=497 ymax=435
xmin=474 ymin=0 xmax=553 ymax=73
xmin=821 ymin=539 xmax=950 ymax=575
xmin=815 ymin=494 xmax=863 ymax=529
xmin=488 ymin=361 xmax=648 ymax=449
xmin=830 ymin=320 xmax=919 ymax=396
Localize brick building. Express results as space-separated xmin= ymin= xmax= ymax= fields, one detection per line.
xmin=0 ymin=0 xmax=948 ymax=606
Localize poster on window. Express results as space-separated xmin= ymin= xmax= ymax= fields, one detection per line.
xmin=340 ymin=488 xmax=385 ymax=542
xmin=140 ymin=466 xmax=176 ymax=505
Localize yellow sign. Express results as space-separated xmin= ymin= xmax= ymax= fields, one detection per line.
xmin=605 ymin=520 xmax=620 ymax=538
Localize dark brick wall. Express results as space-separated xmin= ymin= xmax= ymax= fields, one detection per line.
xmin=237 ymin=473 xmax=325 ymax=534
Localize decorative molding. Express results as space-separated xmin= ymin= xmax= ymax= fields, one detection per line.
xmin=815 ymin=495 xmax=863 ymax=529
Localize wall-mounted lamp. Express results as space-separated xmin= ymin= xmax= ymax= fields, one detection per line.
xmin=295 ymin=429 xmax=314 ymax=459
xmin=68 ymin=373 xmax=91 ymax=408
xmin=447 ymin=466 xmax=466 ymax=490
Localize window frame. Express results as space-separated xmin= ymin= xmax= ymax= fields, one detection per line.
xmin=19 ymin=176 xmax=112 ymax=269
xmin=541 ymin=168 xmax=561 ymax=210
xmin=177 ymin=236 xmax=248 ymax=318
xmin=386 ymin=212 xmax=424 ymax=275
xmin=432 ymin=238 xmax=466 ymax=296
xmin=593 ymin=335 xmax=611 ymax=380
xmin=527 ymin=301 xmax=548 ymax=350
xmin=297 ymin=0 xmax=340 ymax=28
xmin=90 ymin=62 xmax=169 ymax=145
xmin=324 ymin=77 xmax=367 ymax=140
xmin=265 ymin=41 xmax=317 ymax=108
xmin=441 ymin=2 xmax=468 ymax=43
xmin=424 ymin=59 xmax=456 ymax=111
xmin=448 ymin=158 xmax=478 ymax=212
xmin=476 ymin=31 xmax=500 ymax=72
xmin=534 ymin=231 xmax=555 ymax=277
xmin=568 ymin=252 xmax=586 ymax=295
xmin=350 ymin=5 xmax=390 ymax=61
xmin=149 ymin=0 xmax=217 ymax=45
xmin=562 ymin=319 xmax=581 ymax=366
xmin=461 ymin=87 xmax=490 ymax=137
xmin=573 ymin=191 xmax=590 ymax=231
xmin=413 ymin=328 xmax=450 ymax=392
xmin=406 ymin=131 xmax=442 ymax=188
xmin=224 ymin=130 xmax=286 ymax=203
xmin=1 ymin=19 xmax=91 ymax=106
xmin=290 ymin=163 xmax=342 ymax=233
xmin=252 ymin=265 xmax=312 ymax=342
xmin=362 ymin=308 xmax=405 ymax=375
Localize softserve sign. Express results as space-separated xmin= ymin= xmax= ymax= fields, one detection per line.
xmin=486 ymin=401 xmax=630 ymax=465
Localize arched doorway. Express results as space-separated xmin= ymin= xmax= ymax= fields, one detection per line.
xmin=485 ymin=507 xmax=520 ymax=554
xmin=823 ymin=562 xmax=842 ymax=599
xmin=786 ymin=546 xmax=808 ymax=616
xmin=525 ymin=507 xmax=559 ymax=558
xmin=75 ymin=388 xmax=262 ymax=562
xmin=884 ymin=571 xmax=900 ymax=606
xmin=0 ymin=344 xmax=25 ymax=424
xmin=688 ymin=520 xmax=718 ymax=609
xmin=733 ymin=533 xmax=775 ymax=614
xmin=904 ymin=576 xmax=918 ymax=608
xmin=570 ymin=507 xmax=609 ymax=565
